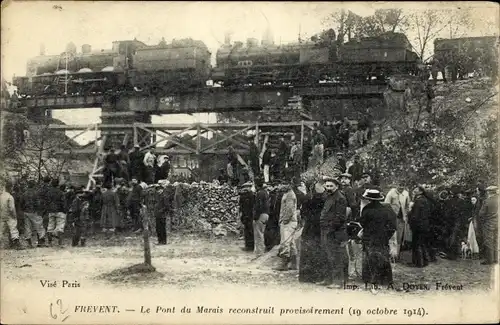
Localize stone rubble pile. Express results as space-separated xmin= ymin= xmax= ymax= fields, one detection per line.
xmin=169 ymin=181 xmax=241 ymax=236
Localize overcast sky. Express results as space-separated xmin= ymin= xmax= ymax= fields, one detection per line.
xmin=1 ymin=1 xmax=497 ymax=145
xmin=3 ymin=1 xmax=497 ymax=79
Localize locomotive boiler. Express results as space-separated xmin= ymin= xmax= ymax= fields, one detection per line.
xmin=14 ymin=40 xmax=146 ymax=97
xmin=339 ymin=32 xmax=419 ymax=79
xmin=128 ymin=38 xmax=212 ymax=94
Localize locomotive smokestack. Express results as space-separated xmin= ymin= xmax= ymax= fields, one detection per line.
xmin=66 ymin=42 xmax=77 ymax=54
xmin=262 ymin=26 xmax=274 ymax=46
xmin=247 ymin=38 xmax=258 ymax=47
xmin=39 ymin=43 xmax=46 ymax=56
xmin=82 ymin=44 xmax=91 ymax=54
xmin=224 ymin=32 xmax=232 ymax=45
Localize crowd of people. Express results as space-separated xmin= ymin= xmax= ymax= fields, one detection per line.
xmin=1 ymin=113 xmax=497 ymax=293
xmin=236 ymin=170 xmax=498 ymax=292
xmin=0 ymin=174 xmax=185 ymax=249
xmin=223 ymin=115 xmax=373 ymax=187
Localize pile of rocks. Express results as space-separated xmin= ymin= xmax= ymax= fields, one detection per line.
xmin=171 ymin=181 xmax=241 ymax=236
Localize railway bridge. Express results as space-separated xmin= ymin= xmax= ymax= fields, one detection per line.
xmin=14 ymin=81 xmax=388 ymax=187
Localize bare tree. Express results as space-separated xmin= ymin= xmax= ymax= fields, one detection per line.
xmin=323 ymin=9 xmax=410 ymax=41
xmin=409 ymin=8 xmax=473 ymax=61
xmin=1 ymin=116 xmax=76 ymax=183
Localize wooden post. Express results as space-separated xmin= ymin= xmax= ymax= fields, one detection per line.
xmin=143 ymin=205 xmax=152 ymax=266
xmin=133 ymin=124 xmax=138 ymax=147
xmin=196 ymin=123 xmax=201 ymax=181
xmin=300 ymin=120 xmax=304 ymax=171
xmin=255 ymin=120 xmax=259 ymax=148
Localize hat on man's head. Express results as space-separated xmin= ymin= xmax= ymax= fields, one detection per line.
xmin=323 ymin=176 xmax=340 ymax=186
xmin=450 ymin=185 xmax=461 ymax=194
xmin=362 ymin=189 xmax=385 ymax=201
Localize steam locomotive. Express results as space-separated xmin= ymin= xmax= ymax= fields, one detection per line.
xmin=14 ymin=38 xmax=211 ymax=97
xmin=13 ymin=31 xmax=420 ymax=98
xmin=214 ymin=31 xmax=419 ymax=85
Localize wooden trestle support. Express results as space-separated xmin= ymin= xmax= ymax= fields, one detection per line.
xmin=49 ymin=121 xmax=317 ymax=189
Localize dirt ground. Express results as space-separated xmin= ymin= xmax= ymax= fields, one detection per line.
xmin=1 ymin=232 xmax=496 ymax=295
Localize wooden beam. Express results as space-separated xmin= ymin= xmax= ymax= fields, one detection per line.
xmin=55 ymin=148 xmax=249 ymax=155
xmin=47 ymin=121 xmax=319 ymax=131
xmin=137 ymin=124 xmax=198 ymax=153
xmin=201 ymin=125 xmax=254 ymax=153
xmin=202 ymin=126 xmax=250 ymax=150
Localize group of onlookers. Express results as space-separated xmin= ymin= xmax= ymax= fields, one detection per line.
xmin=236 ymin=161 xmax=498 ymax=292
xmin=223 ymin=113 xmax=374 ymax=188
xmin=102 ymin=145 xmax=171 ymax=188
xmin=0 ymin=174 xmax=168 ymax=249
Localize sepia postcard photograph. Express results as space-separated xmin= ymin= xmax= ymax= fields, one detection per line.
xmin=1 ymin=1 xmax=499 ymax=324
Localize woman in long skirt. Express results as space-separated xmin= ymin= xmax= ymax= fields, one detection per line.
xmin=100 ymin=183 xmax=121 ymax=235
xmin=299 ymin=182 xmax=327 ymax=283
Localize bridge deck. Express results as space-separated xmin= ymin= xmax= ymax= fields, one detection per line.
xmin=19 ymin=82 xmax=387 ymax=113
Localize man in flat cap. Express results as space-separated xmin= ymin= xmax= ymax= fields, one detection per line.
xmin=478 ymin=186 xmax=498 ymax=265
xmin=339 ymin=173 xmax=357 ymax=221
xmin=317 ymin=177 xmax=348 ymax=288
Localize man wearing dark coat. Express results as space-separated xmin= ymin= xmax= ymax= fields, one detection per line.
xmin=127 ymin=178 xmax=143 ymax=232
xmin=443 ymin=185 xmax=469 ymax=260
xmin=348 ymin=155 xmax=364 ymax=183
xmin=318 ymin=177 xmax=348 ymax=289
xmin=117 ymin=145 xmax=131 ymax=181
xmin=227 ymin=147 xmax=240 ymax=186
xmin=253 ymin=178 xmax=269 ymax=256
xmin=336 ymin=152 xmax=347 ymax=173
xmin=339 ymin=173 xmax=357 ymax=220
xmin=277 ymin=138 xmax=290 ymax=180
xmin=299 ymin=182 xmax=327 ymax=283
xmin=408 ymin=186 xmax=433 ymax=267
xmin=103 ymin=147 xmax=119 ymax=187
xmin=359 ymin=189 xmax=397 ymax=292
xmin=129 ymin=145 xmax=144 ymax=182
xmin=248 ymin=139 xmax=260 ymax=179
xmin=239 ymin=182 xmax=255 ymax=251
xmin=478 ymin=186 xmax=498 ymax=265
xmin=261 ymin=148 xmax=271 ymax=183
xmin=265 ymin=184 xmax=281 ymax=250
xmin=89 ymin=186 xmax=102 ymax=231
